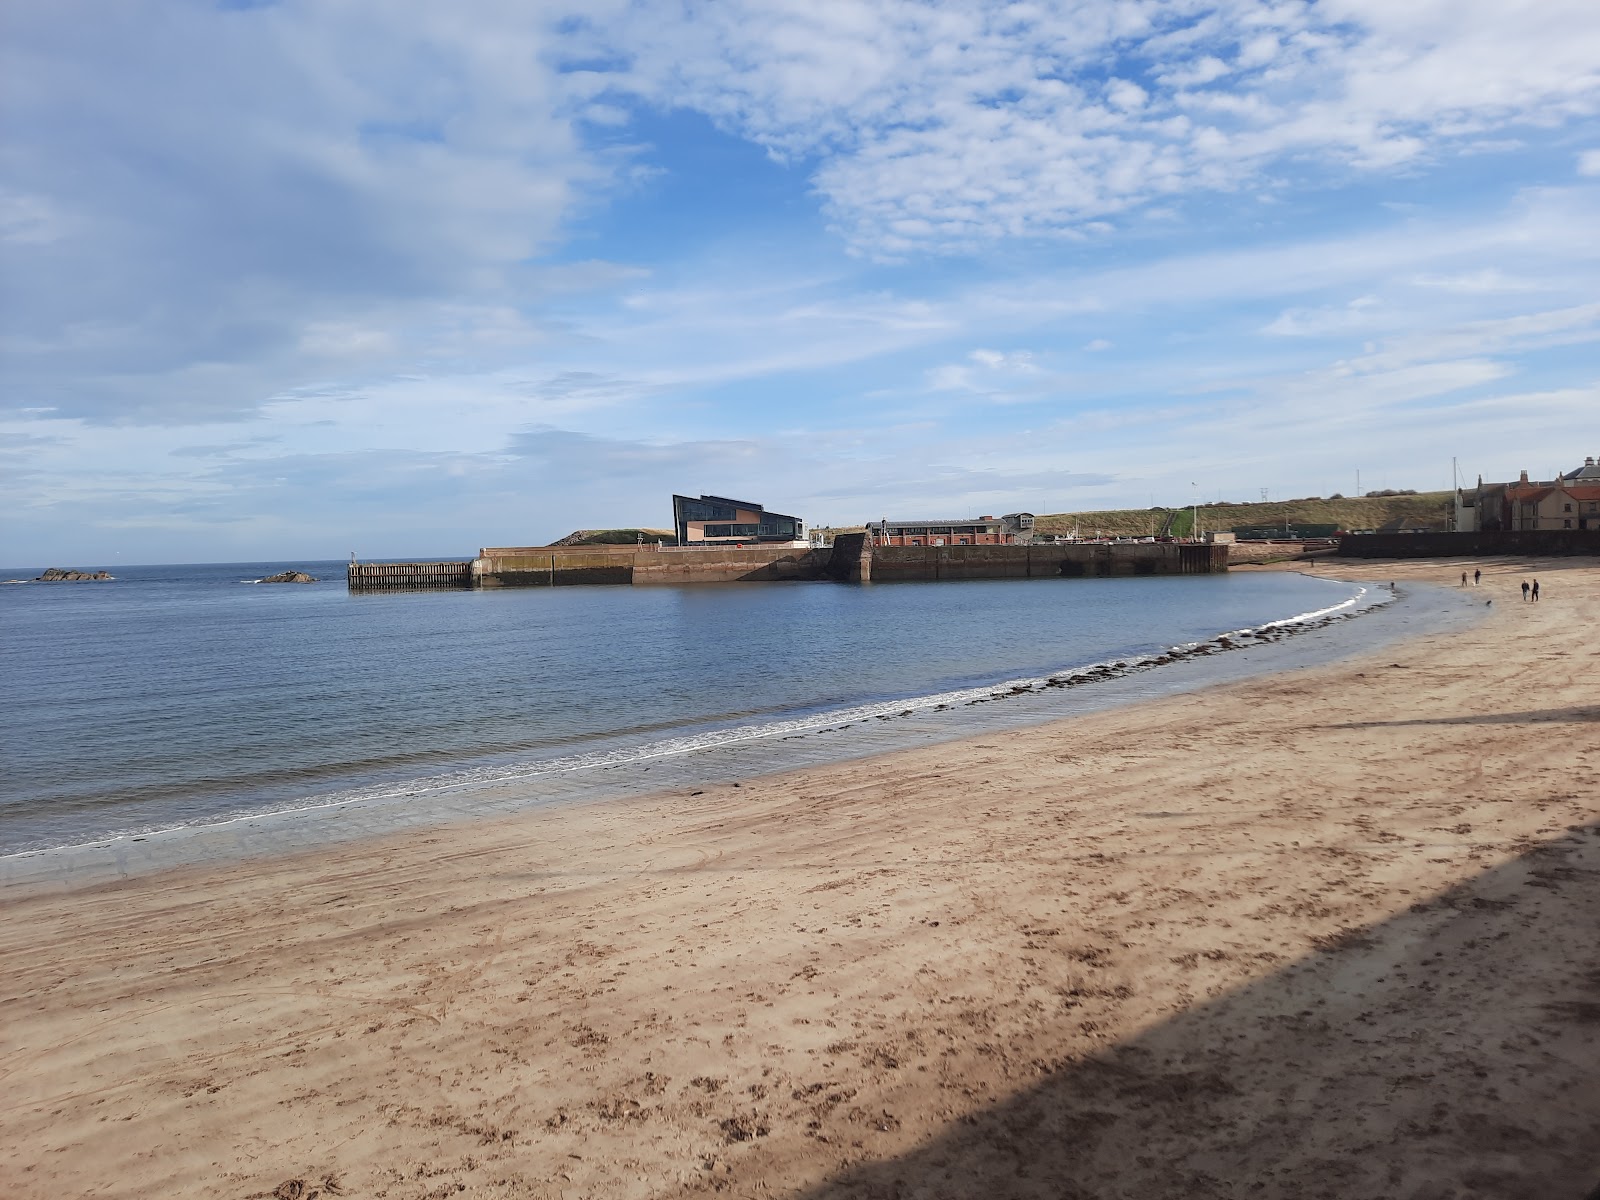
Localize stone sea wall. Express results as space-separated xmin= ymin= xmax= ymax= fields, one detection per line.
xmin=1338 ymin=531 xmax=1600 ymax=558
xmin=467 ymin=539 xmax=1226 ymax=588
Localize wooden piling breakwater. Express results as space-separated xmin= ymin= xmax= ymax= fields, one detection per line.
xmin=347 ymin=561 xmax=474 ymax=592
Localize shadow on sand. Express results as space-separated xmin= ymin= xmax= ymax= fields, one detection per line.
xmin=1321 ymin=706 xmax=1600 ymax=730
xmin=784 ymin=825 xmax=1600 ymax=1200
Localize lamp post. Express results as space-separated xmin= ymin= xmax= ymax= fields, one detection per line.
xmin=1190 ymin=483 xmax=1198 ymax=542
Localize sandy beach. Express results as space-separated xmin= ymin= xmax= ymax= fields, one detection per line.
xmin=2 ymin=558 xmax=1596 ymax=1199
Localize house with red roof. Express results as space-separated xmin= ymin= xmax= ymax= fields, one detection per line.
xmin=1456 ymin=457 xmax=1600 ymax=532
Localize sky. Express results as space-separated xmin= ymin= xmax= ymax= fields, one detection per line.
xmin=3 ymin=0 xmax=1599 ymax=563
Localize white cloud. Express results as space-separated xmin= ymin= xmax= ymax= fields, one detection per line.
xmin=1106 ymin=78 xmax=1149 ymax=112
xmin=1579 ymin=149 xmax=1600 ymax=176
xmin=1263 ymin=296 xmax=1383 ymax=337
xmin=0 ymin=0 xmax=611 ymax=424
xmin=1407 ymin=269 xmax=1536 ymax=294
xmin=584 ymin=0 xmax=1600 ymax=254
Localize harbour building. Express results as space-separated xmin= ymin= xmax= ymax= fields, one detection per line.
xmin=867 ymin=513 xmax=1035 ymax=547
xmin=672 ymin=495 xmax=806 ymax=546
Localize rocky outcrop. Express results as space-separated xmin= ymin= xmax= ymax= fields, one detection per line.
xmin=260 ymin=570 xmax=318 ymax=584
xmin=34 ymin=567 xmax=113 ymax=581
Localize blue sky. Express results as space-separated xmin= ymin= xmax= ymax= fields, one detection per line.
xmin=3 ymin=0 xmax=1599 ymax=562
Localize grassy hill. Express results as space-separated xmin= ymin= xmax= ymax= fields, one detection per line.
xmin=1033 ymin=491 xmax=1452 ymax=539
xmin=550 ymin=528 xmax=677 ymax=547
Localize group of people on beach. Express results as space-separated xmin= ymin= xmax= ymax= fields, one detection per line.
xmin=1460 ymin=568 xmax=1540 ymax=601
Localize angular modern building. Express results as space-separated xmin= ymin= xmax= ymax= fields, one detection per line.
xmin=672 ymin=495 xmax=805 ymax=545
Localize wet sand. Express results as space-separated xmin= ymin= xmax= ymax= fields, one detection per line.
xmin=2 ymin=558 xmax=1597 ymax=1199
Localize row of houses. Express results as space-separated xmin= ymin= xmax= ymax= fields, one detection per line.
xmin=1455 ymin=457 xmax=1600 ymax=533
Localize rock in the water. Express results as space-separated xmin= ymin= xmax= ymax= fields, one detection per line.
xmin=260 ymin=570 xmax=318 ymax=584
xmin=35 ymin=567 xmax=113 ymax=581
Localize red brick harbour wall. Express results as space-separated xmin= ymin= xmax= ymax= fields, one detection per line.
xmin=1338 ymin=531 xmax=1600 ymax=558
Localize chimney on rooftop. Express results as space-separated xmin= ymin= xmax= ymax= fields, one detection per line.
xmin=1519 ymin=469 xmax=1529 ymax=483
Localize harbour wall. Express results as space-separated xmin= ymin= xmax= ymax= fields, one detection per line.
xmin=869 ymin=541 xmax=1226 ymax=581
xmin=474 ymin=545 xmax=841 ymax=586
xmin=466 ymin=538 xmax=1223 ymax=588
xmin=1338 ymin=531 xmax=1600 ymax=558
xmin=349 ymin=540 xmax=1226 ymax=591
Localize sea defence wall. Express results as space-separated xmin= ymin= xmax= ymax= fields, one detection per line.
xmin=473 ymin=544 xmax=850 ymax=586
xmin=474 ymin=547 xmax=639 ymax=587
xmin=870 ymin=541 xmax=1227 ymax=581
xmin=464 ymin=538 xmax=1224 ymax=588
xmin=1338 ymin=531 xmax=1600 ymax=558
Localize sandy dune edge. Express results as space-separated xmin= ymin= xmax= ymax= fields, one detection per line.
xmin=1 ymin=559 xmax=1596 ymax=1199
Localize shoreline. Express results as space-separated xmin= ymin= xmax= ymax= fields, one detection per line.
xmin=2 ymin=557 xmax=1596 ymax=1198
xmin=1 ymin=571 xmax=1477 ymax=891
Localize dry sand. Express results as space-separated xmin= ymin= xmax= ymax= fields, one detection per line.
xmin=2 ymin=558 xmax=1597 ymax=1200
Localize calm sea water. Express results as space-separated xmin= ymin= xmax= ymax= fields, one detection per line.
xmin=0 ymin=562 xmax=1369 ymax=854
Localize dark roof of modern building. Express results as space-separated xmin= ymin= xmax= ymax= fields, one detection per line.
xmin=673 ymin=493 xmax=766 ymax=510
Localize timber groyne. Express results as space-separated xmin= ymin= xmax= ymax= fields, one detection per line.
xmin=347 ymin=561 xmax=474 ymax=591
xmin=348 ymin=539 xmax=1227 ymax=592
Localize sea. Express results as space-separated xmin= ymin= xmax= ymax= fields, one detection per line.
xmin=0 ymin=561 xmax=1474 ymax=863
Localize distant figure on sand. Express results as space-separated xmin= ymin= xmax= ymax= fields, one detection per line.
xmin=1461 ymin=572 xmax=1468 ymax=587
xmin=1522 ymin=580 xmax=1531 ymax=601
xmin=1474 ymin=568 xmax=1481 ymax=585
xmin=1532 ymin=579 xmax=1541 ymax=602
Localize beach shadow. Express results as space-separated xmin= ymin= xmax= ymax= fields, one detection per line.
xmin=1322 ymin=706 xmax=1600 ymax=730
xmin=782 ymin=825 xmax=1600 ymax=1200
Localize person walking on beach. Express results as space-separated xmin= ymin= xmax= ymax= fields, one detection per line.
xmin=1474 ymin=568 xmax=1481 ymax=585
xmin=1461 ymin=572 xmax=1468 ymax=587
xmin=1532 ymin=579 xmax=1541 ymax=602
xmin=1522 ymin=579 xmax=1531 ymax=601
